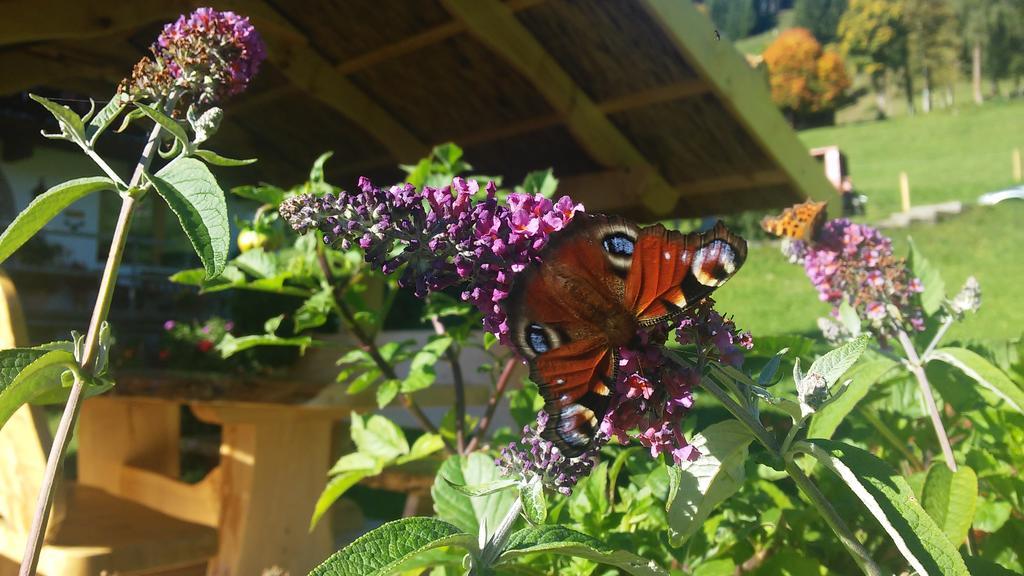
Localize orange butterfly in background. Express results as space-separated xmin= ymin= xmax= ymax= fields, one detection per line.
xmin=505 ymin=214 xmax=747 ymax=456
xmin=760 ymin=199 xmax=828 ymax=242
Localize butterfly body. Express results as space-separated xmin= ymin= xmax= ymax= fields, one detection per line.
xmin=506 ymin=214 xmax=747 ymax=455
xmin=760 ymin=199 xmax=827 ymax=241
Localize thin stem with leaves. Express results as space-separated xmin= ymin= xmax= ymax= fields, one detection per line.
xmin=315 ymin=247 xmax=447 ymax=446
xmin=896 ymin=329 xmax=957 ymax=471
xmin=430 ymin=314 xmax=467 ymax=453
xmin=466 ymin=357 xmax=519 ymax=453
xmin=19 ymin=113 xmax=166 ymax=575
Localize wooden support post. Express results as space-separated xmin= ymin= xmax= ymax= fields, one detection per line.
xmin=1013 ymin=148 xmax=1022 ymax=183
xmin=900 ymin=171 xmax=911 ymax=213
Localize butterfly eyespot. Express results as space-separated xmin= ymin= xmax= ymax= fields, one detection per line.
xmin=663 ymin=251 xmax=671 ymax=260
xmin=602 ymin=234 xmax=634 ymax=256
xmin=555 ymin=378 xmax=566 ymax=385
xmin=526 ymin=323 xmax=551 ymax=354
xmin=692 ymin=240 xmax=737 ymax=287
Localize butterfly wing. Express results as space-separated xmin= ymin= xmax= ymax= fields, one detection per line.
xmin=506 ymin=214 xmax=637 ymax=455
xmin=624 ymin=221 xmax=747 ymax=325
xmin=760 ymin=200 xmax=827 ymax=241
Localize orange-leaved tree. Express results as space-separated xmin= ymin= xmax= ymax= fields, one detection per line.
xmin=763 ymin=28 xmax=851 ymax=124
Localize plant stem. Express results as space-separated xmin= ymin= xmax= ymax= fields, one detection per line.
xmin=896 ymin=329 xmax=957 ymax=471
xmin=784 ymin=452 xmax=883 ymax=576
xmin=466 ymin=357 xmax=518 ymax=453
xmin=477 ymin=496 xmax=523 ymax=571
xmin=430 ymin=314 xmax=466 ymax=453
xmin=19 ymin=116 xmax=164 ymax=575
xmin=920 ymin=315 xmax=954 ymax=361
xmin=83 ymin=147 xmax=128 ymax=188
xmin=857 ymin=406 xmax=925 ymax=469
xmin=316 ymin=250 xmax=446 ymax=445
xmin=700 ymin=371 xmax=779 ymax=453
xmin=694 ymin=357 xmax=883 ymax=575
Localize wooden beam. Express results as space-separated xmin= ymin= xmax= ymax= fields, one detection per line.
xmin=638 ymin=0 xmax=835 ymax=208
xmin=249 ymin=1 xmax=428 ymax=163
xmin=0 ymin=51 xmax=121 ymax=95
xmin=561 ymin=169 xmax=789 ymax=221
xmin=0 ymin=0 xmax=428 ymax=162
xmin=440 ymin=0 xmax=680 ymax=216
xmin=675 ymin=169 xmax=789 ymax=197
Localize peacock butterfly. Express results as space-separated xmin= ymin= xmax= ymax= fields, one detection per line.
xmin=760 ymin=199 xmax=827 ymax=242
xmin=505 ymin=214 xmax=747 ymax=456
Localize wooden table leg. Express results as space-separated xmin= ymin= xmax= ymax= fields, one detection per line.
xmin=78 ymin=396 xmax=181 ymax=492
xmin=198 ymin=410 xmax=333 ymax=576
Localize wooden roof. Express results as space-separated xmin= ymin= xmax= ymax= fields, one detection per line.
xmin=0 ymin=0 xmax=835 ymax=221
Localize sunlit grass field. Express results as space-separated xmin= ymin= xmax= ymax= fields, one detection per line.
xmin=799 ymin=99 xmax=1024 ymax=219
xmin=717 ymin=202 xmax=1024 ymax=343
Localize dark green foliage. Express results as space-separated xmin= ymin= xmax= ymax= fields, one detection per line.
xmin=706 ymin=0 xmax=760 ymax=39
xmin=793 ymin=0 xmax=849 ymax=43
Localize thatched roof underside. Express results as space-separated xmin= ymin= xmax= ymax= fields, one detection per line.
xmin=0 ymin=0 xmax=835 ymax=221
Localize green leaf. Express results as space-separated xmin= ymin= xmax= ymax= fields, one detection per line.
xmin=351 ymin=413 xmax=409 ymax=461
xmin=216 ymin=333 xmax=311 ymax=357
xmin=973 ymin=496 xmax=1011 ymax=533
xmin=264 ymin=315 xmax=284 ymax=334
xmin=908 ymin=237 xmax=946 ymax=316
xmin=520 ymin=480 xmax=547 ymax=524
xmin=230 ymin=184 xmax=286 ymax=205
xmin=806 ymin=334 xmax=869 ymax=389
xmin=665 ymin=420 xmax=755 ymax=545
xmin=0 ymin=177 xmax=115 ymax=265
xmin=345 ymin=370 xmax=380 ymax=395
xmin=376 ymin=378 xmax=400 ymax=408
xmin=397 ymin=433 xmax=446 ymax=464
xmin=757 ymin=348 xmax=787 ymax=387
xmin=134 ymin=102 xmax=191 ymax=149
xmin=518 ymin=169 xmax=559 ymax=198
xmin=310 ymin=151 xmax=334 ymax=183
xmin=962 ymin=556 xmax=1021 ymax=575
xmin=310 ymin=470 xmax=370 ymax=531
xmin=0 ymin=348 xmax=76 ymax=429
xmin=929 ymin=347 xmax=1024 ymax=415
xmin=808 ymin=358 xmax=899 ymax=439
xmin=294 ymin=287 xmax=336 ymax=333
xmin=921 ymin=463 xmax=978 ymax=546
xmin=802 ymin=439 xmax=969 ymax=576
xmin=85 ymin=95 xmax=127 ymax=145
xmin=509 ymin=379 xmax=544 ymax=428
xmin=309 ymin=517 xmax=473 ymax=576
xmin=838 ymin=299 xmax=862 ymax=337
xmin=444 ymin=477 xmax=518 ymax=497
xmin=498 ymin=526 xmax=667 ymax=576
xmin=30 ymin=94 xmax=86 ymax=142
xmin=432 ymin=453 xmax=517 ymax=539
xmin=151 ymin=158 xmax=229 ymax=278
xmin=328 ymin=452 xmax=381 ymax=475
xmin=192 ymin=149 xmax=256 ymax=167
xmin=403 ymin=336 xmax=452 ymax=394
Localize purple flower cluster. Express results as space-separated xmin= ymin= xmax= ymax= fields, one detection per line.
xmin=121 ymin=8 xmax=266 ymax=106
xmin=600 ymin=300 xmax=752 ymax=465
xmin=279 ymin=177 xmax=582 ymax=341
xmin=497 ymin=411 xmax=597 ymax=495
xmin=785 ymin=219 xmax=924 ymax=340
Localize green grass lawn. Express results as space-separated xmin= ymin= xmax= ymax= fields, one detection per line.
xmin=716 ymin=203 xmax=1024 ymax=343
xmin=799 ymin=100 xmax=1024 ymax=219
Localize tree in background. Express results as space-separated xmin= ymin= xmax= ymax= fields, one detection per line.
xmin=956 ymin=0 xmax=1024 ymax=103
xmin=705 ymin=0 xmax=758 ymax=40
xmin=839 ymin=0 xmax=909 ymax=118
xmin=793 ymin=0 xmax=849 ymax=44
xmin=905 ymin=0 xmax=960 ymax=112
xmin=763 ymin=28 xmax=852 ymax=126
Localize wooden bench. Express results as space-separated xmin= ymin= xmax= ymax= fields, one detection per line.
xmin=0 ymin=271 xmax=218 ymax=576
